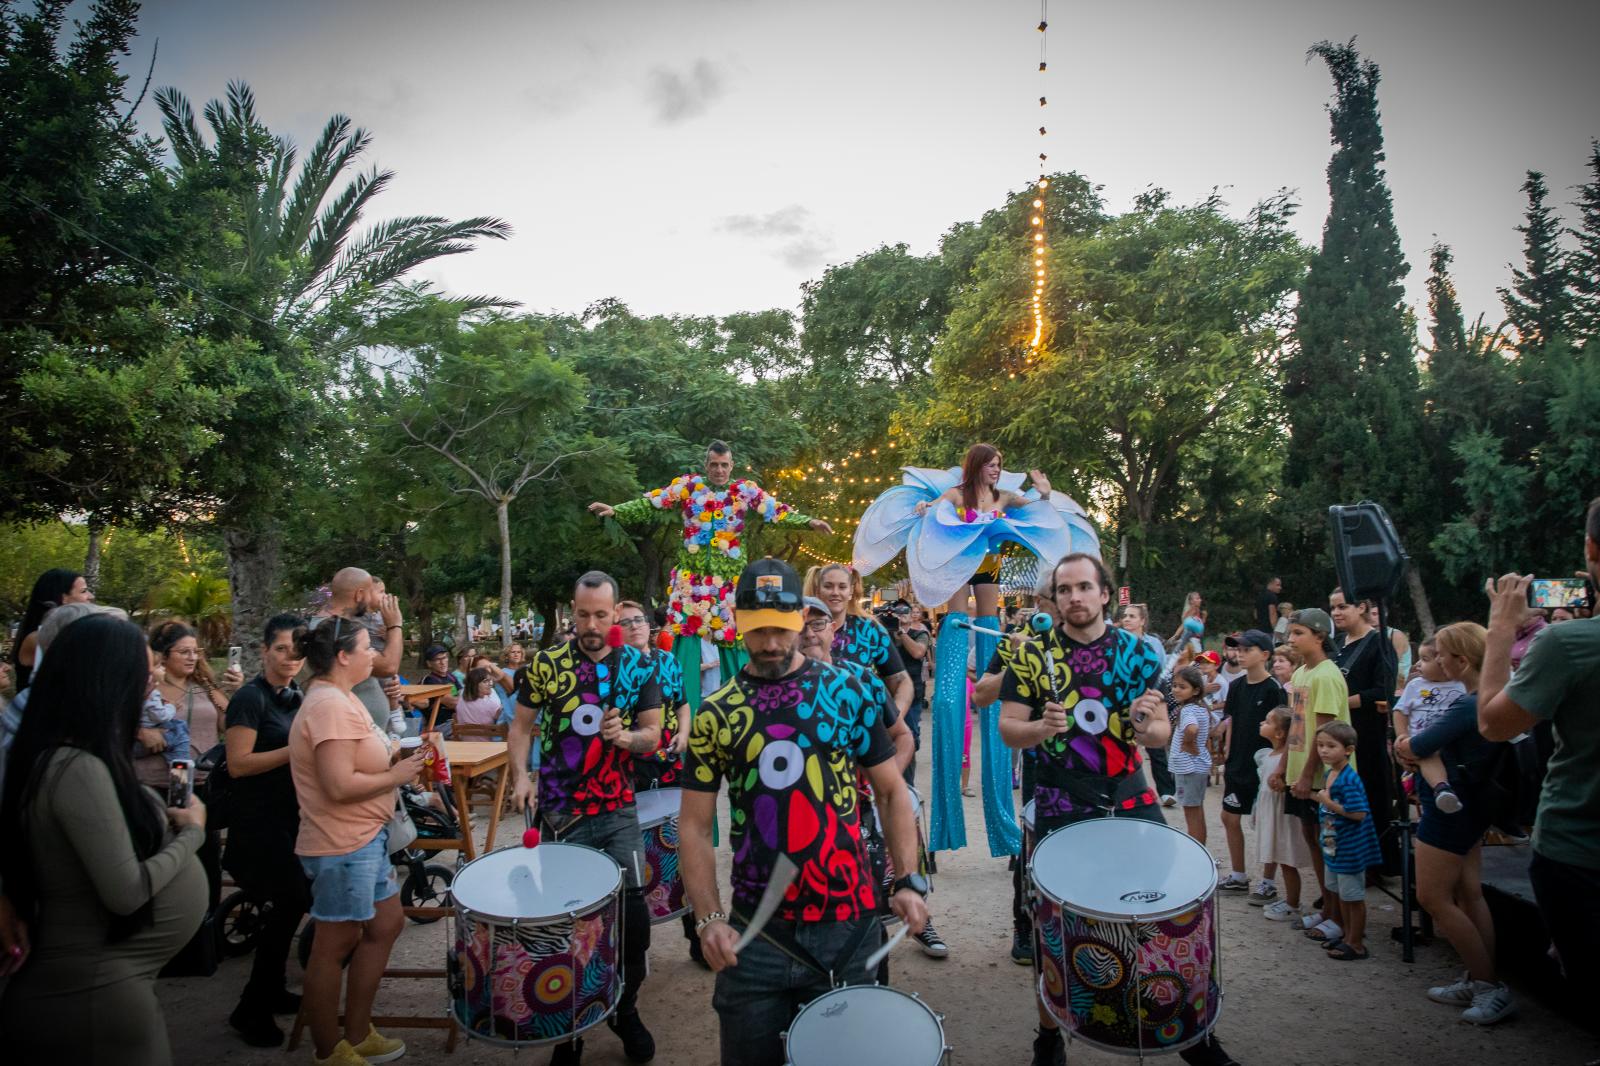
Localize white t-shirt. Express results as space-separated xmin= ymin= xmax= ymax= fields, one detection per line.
xmin=1169 ymin=702 xmax=1212 ymax=774
xmin=1394 ymin=676 xmax=1467 ymax=735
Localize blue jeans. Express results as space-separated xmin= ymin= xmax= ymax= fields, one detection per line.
xmin=712 ymin=917 xmax=882 ymax=1066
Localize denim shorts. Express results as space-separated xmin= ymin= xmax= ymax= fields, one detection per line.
xmin=1174 ymin=771 xmax=1210 ymax=807
xmin=1329 ymin=868 xmax=1366 ymax=903
xmin=300 ymin=827 xmax=398 ymax=923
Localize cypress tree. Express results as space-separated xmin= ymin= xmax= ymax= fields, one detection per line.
xmin=1569 ymin=141 xmax=1600 ymax=348
xmin=1499 ymin=170 xmax=1574 ymax=353
xmin=1281 ymin=40 xmax=1426 ymax=616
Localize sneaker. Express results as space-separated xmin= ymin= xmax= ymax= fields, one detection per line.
xmin=1031 ymin=1026 xmax=1066 ymax=1066
xmin=915 ymin=922 xmax=949 ymax=958
xmin=550 ymin=1037 xmax=584 ymax=1065
xmin=1160 ymin=794 xmax=1177 ymax=808
xmin=313 ymin=1040 xmax=369 ymax=1066
xmin=1217 ymin=873 xmax=1251 ymax=892
xmin=1461 ymin=981 xmax=1515 ymax=1025
xmin=607 ymin=1010 xmax=656 ymax=1062
xmin=1296 ymin=910 xmax=1324 ymax=930
xmin=351 ymin=1024 xmax=405 ymax=1064
xmin=1248 ymin=882 xmax=1279 ymax=906
xmin=1434 ymin=784 xmax=1463 ymax=814
xmin=228 ymin=1003 xmax=284 ymax=1048
xmin=1427 ymin=971 xmax=1476 ymax=1005
xmin=1263 ymin=899 xmax=1300 ymax=922
xmin=1011 ymin=928 xmax=1034 ymax=965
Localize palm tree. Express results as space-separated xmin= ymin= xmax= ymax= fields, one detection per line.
xmin=148 ymin=570 xmax=233 ymax=650
xmin=150 ymin=81 xmax=513 ymax=668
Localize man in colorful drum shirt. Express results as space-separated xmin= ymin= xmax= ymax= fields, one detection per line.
xmin=679 ymin=558 xmax=930 ymax=1066
xmin=508 ymin=571 xmax=663 ymax=1065
xmin=998 ymin=553 xmax=1242 ymax=1066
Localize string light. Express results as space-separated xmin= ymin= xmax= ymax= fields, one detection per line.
xmin=1030 ymin=0 xmax=1049 ymax=352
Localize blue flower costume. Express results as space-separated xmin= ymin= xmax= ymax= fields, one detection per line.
xmin=852 ymin=466 xmax=1100 ymax=856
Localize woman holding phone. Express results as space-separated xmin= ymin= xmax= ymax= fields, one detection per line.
xmin=289 ymin=619 xmax=427 ymax=1066
xmin=0 ymin=614 xmax=209 ymax=1064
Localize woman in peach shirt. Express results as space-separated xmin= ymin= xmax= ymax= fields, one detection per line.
xmin=289 ymin=620 xmax=426 ymax=1066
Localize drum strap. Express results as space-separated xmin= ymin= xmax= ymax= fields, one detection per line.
xmin=731 ymin=910 xmax=881 ymax=988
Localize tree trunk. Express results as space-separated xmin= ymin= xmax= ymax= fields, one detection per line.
xmin=1404 ymin=564 xmax=1437 ymax=640
xmin=535 ymin=594 xmax=557 ymax=648
xmin=224 ymin=524 xmax=282 ymax=677
xmin=83 ymin=519 xmax=104 ymax=590
xmin=497 ymin=497 xmax=514 ymax=644
xmin=453 ymin=592 xmax=468 ymax=648
xmin=415 ymin=603 xmax=434 ymax=663
xmin=640 ymin=536 xmax=664 ymax=610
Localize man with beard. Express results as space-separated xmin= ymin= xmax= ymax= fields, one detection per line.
xmin=680 ymin=559 xmax=929 ymax=1066
xmin=999 ymin=554 xmax=1242 ymax=1066
xmin=307 ymin=567 xmax=405 ymax=728
xmin=508 ymin=572 xmax=664 ymax=1065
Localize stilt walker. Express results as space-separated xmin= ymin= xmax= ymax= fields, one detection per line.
xmin=852 ymin=444 xmax=1099 ymax=855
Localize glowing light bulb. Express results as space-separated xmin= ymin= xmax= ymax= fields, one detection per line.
xmin=1033 ymin=199 xmax=1043 ymax=208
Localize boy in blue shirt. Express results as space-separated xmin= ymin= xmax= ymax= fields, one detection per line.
xmin=1311 ymin=721 xmax=1381 ymax=960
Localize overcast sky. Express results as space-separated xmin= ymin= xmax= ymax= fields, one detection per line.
xmin=116 ymin=0 xmax=1599 ymax=329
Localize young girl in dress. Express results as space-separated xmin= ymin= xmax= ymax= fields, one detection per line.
xmin=452 ymin=666 xmax=503 ymax=727
xmin=1255 ymin=706 xmax=1313 ymax=922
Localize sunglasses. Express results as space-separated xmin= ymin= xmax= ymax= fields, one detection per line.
xmin=735 ymin=587 xmax=802 ymax=611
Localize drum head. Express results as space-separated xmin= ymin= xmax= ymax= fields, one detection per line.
xmin=786 ymin=986 xmax=943 ymax=1065
xmin=1021 ymin=799 xmax=1035 ymax=832
xmin=635 ymin=787 xmax=682 ymax=829
xmin=1030 ymin=818 xmax=1214 ymax=921
xmin=452 ymin=842 xmax=620 ymax=923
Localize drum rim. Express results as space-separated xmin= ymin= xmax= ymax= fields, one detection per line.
xmin=635 ymin=786 xmax=683 ymax=831
xmin=450 ymin=983 xmax=622 ymax=1048
xmin=1027 ymin=818 xmax=1217 ymax=922
xmin=783 ymin=984 xmax=947 ymax=1063
xmin=452 ymin=840 xmax=623 ymax=924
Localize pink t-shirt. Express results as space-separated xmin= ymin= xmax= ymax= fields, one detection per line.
xmin=454 ymin=693 xmax=503 ymax=726
xmin=290 ymin=683 xmax=395 ymax=856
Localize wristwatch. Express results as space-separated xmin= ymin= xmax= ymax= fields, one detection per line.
xmin=890 ymin=872 xmax=930 ymax=899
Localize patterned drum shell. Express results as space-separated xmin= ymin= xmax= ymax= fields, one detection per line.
xmin=636 ymin=787 xmax=689 ymax=922
xmin=447 ymin=842 xmax=624 ymax=1047
xmin=1028 ymin=818 xmax=1222 ymax=1055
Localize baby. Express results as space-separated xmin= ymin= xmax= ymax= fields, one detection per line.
xmin=1391 ymin=638 xmax=1468 ymax=812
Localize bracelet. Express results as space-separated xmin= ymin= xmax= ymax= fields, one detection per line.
xmin=387 ymin=625 xmax=403 ymax=631
xmin=694 ymin=911 xmax=728 ymax=936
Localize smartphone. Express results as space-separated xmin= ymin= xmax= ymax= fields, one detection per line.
xmin=167 ymin=759 xmax=193 ymax=809
xmin=227 ymin=645 xmax=243 ymax=671
xmin=1528 ymin=577 xmax=1591 ymax=610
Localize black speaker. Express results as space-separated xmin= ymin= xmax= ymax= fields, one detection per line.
xmin=1328 ymin=502 xmax=1408 ymax=602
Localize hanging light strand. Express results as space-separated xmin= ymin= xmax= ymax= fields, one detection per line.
xmin=1030 ymin=0 xmax=1049 ymax=352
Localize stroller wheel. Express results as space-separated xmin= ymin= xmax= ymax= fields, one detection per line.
xmin=218 ymin=890 xmax=272 ymax=957
xmin=402 ymin=864 xmax=456 ymax=923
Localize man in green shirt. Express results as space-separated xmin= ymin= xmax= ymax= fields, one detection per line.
xmin=1267 ymin=607 xmax=1351 ymax=934
xmin=1479 ymin=496 xmax=1600 ymax=1007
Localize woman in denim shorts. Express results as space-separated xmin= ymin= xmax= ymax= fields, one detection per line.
xmin=288 ymin=620 xmax=428 ymax=1066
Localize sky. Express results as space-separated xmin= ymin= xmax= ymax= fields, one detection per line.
xmin=109 ymin=0 xmax=1600 ymax=329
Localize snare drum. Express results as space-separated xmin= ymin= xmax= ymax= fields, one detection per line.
xmin=448 ymin=842 xmax=623 ymax=1046
xmin=784 ymin=985 xmax=949 ymax=1065
xmin=635 ymin=787 xmax=688 ymax=923
xmin=1029 ymin=819 xmax=1221 ymax=1055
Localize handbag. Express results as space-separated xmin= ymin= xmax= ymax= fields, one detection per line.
xmin=386 ymin=790 xmax=419 ymax=854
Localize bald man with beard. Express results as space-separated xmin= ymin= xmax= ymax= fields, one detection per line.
xmin=307 ymin=567 xmax=406 ymax=728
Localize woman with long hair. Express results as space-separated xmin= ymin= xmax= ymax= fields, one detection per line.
xmin=290 ymin=619 xmax=427 ymax=1066
xmin=0 ymin=614 xmax=209 ymax=1064
xmin=1394 ymin=621 xmax=1514 ymax=1025
xmin=8 ymin=568 xmax=94 ymax=689
xmin=854 ymin=443 xmax=1096 ymax=856
xmin=1168 ymin=591 xmax=1207 ymax=654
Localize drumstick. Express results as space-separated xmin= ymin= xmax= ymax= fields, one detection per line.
xmin=862 ymin=923 xmax=907 ymax=974
xmin=732 ymin=854 xmax=798 ymax=956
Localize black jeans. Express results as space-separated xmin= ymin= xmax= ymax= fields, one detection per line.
xmin=547 ymin=806 xmax=653 ymax=1016
xmin=711 ymin=917 xmax=880 ymax=1066
xmin=1529 ymin=848 xmax=1600 ymax=1007
xmin=235 ymin=847 xmax=311 ymax=1007
xmin=903 ymin=696 xmax=925 ymax=788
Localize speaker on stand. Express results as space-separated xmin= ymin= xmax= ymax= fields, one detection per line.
xmin=1327 ymin=502 xmax=1429 ymax=961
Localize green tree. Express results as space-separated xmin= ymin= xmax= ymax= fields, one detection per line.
xmin=148 ymin=569 xmax=233 ymax=648
xmin=1569 ymin=140 xmax=1600 ymax=348
xmin=1281 ymin=40 xmax=1428 ymax=622
xmin=153 ymin=81 xmax=511 ymax=654
xmin=1499 ymin=170 xmax=1573 ymax=354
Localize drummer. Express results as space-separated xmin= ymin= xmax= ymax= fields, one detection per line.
xmin=680 ymin=558 xmax=931 ymax=1066
xmin=998 ymin=553 xmax=1242 ymax=1066
xmin=508 ymin=571 xmax=664 ymax=1066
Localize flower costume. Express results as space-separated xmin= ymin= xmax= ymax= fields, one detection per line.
xmin=852 ymin=465 xmax=1102 ymax=857
xmin=607 ymin=473 xmax=820 ymax=710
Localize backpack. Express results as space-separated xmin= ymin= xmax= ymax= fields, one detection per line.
xmin=197 ymin=741 xmax=233 ymax=831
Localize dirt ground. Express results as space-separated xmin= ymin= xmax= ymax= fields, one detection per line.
xmin=163 ymin=735 xmax=1596 ymax=1066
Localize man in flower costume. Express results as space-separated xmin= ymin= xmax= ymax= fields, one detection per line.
xmin=589 ymin=440 xmax=832 ymax=710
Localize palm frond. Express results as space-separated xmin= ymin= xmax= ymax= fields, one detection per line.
xmin=281 ymin=114 xmax=366 ymax=249
xmin=154 ymin=86 xmax=207 ymax=173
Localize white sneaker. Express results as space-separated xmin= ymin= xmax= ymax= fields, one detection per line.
xmin=1461 ymin=981 xmax=1515 ymax=1025
xmin=1434 ymin=787 xmax=1464 ymax=814
xmin=1161 ymin=794 xmax=1177 ymax=808
xmin=1263 ymin=900 xmax=1300 ymax=922
xmin=1217 ymin=872 xmax=1250 ymax=891
xmin=1296 ymin=910 xmax=1324 ymax=930
xmin=1427 ymin=971 xmax=1475 ymax=1005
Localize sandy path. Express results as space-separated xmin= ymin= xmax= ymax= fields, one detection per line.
xmin=162 ymin=733 xmax=1593 ymax=1064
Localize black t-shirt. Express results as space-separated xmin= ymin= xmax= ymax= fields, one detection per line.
xmin=1256 ymin=589 xmax=1279 ymax=631
xmin=684 ymin=657 xmax=894 ymax=922
xmin=1335 ymin=629 xmax=1395 ymax=717
xmin=1222 ymin=675 xmax=1283 ymax=776
xmin=224 ymin=675 xmax=303 ymax=827
xmin=902 ymin=625 xmax=931 ymax=701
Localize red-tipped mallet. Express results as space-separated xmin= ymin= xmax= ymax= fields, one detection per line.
xmin=521 ymin=805 xmax=540 ymax=849
xmin=655 ymin=628 xmax=675 ymax=654
xmin=607 ymin=624 xmax=625 ymax=650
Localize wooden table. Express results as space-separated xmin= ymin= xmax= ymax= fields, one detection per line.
xmin=398 ymin=682 xmax=455 ymax=731
xmin=415 ymin=740 xmax=509 ymax=861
